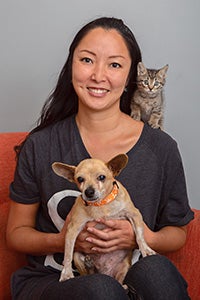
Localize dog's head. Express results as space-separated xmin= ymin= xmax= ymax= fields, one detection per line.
xmin=52 ymin=154 xmax=128 ymax=202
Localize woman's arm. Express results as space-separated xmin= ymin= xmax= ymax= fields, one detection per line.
xmin=144 ymin=223 xmax=187 ymax=253
xmin=79 ymin=218 xmax=187 ymax=254
xmin=6 ymin=201 xmax=112 ymax=256
xmin=6 ymin=200 xmax=66 ymax=255
xmin=7 ymin=201 xmax=187 ymax=256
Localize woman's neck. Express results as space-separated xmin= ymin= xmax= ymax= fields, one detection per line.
xmin=75 ymin=109 xmax=144 ymax=162
xmin=76 ymin=107 xmax=124 ymax=134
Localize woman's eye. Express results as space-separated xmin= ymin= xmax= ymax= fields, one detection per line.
xmin=111 ymin=62 xmax=121 ymax=68
xmin=81 ymin=57 xmax=92 ymax=64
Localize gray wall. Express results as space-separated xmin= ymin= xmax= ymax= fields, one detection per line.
xmin=0 ymin=0 xmax=199 ymax=209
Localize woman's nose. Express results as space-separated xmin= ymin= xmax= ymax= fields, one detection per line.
xmin=91 ymin=63 xmax=106 ymax=82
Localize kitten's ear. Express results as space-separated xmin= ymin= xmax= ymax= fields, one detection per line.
xmin=158 ymin=64 xmax=169 ymax=79
xmin=137 ymin=62 xmax=147 ymax=75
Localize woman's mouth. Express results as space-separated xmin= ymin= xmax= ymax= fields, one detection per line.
xmin=87 ymin=87 xmax=109 ymax=96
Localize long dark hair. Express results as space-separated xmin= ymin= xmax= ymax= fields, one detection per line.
xmin=15 ymin=17 xmax=142 ymax=155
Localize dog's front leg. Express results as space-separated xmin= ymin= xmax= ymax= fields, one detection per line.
xmin=127 ymin=210 xmax=156 ymax=257
xmin=60 ymin=236 xmax=76 ymax=282
xmin=115 ymin=254 xmax=131 ymax=290
xmin=59 ymin=224 xmax=82 ymax=282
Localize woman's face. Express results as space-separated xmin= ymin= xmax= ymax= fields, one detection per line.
xmin=72 ymin=27 xmax=132 ymax=113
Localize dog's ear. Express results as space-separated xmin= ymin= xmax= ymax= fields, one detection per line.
xmin=106 ymin=154 xmax=128 ymax=177
xmin=52 ymin=162 xmax=76 ymax=182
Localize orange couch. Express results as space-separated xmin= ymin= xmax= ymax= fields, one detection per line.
xmin=0 ymin=132 xmax=200 ymax=299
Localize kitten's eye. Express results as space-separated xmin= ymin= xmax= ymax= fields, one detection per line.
xmin=111 ymin=62 xmax=121 ymax=68
xmin=77 ymin=176 xmax=85 ymax=183
xmin=143 ymin=80 xmax=149 ymax=86
xmin=81 ymin=57 xmax=92 ymax=64
xmin=154 ymin=81 xmax=160 ymax=87
xmin=97 ymin=175 xmax=106 ymax=181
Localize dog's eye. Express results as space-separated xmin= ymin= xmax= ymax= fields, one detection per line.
xmin=77 ymin=176 xmax=84 ymax=183
xmin=97 ymin=175 xmax=106 ymax=181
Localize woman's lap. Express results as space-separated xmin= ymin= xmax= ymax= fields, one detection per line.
xmin=124 ymin=255 xmax=190 ymax=300
xmin=11 ymin=255 xmax=190 ymax=300
xmin=11 ymin=265 xmax=128 ymax=300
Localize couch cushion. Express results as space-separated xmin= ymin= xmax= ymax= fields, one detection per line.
xmin=166 ymin=209 xmax=200 ymax=300
xmin=0 ymin=132 xmax=28 ymax=299
xmin=0 ymin=132 xmax=27 ymax=204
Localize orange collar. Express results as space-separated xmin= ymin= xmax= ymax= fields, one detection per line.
xmin=82 ymin=181 xmax=119 ymax=207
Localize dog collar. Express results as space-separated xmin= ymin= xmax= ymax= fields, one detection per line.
xmin=82 ymin=181 xmax=119 ymax=207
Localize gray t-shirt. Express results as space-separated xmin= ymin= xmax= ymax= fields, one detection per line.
xmin=10 ymin=115 xmax=194 ymax=270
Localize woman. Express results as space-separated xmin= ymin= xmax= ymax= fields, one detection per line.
xmin=7 ymin=17 xmax=193 ymax=300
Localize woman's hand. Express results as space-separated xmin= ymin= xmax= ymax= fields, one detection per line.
xmin=75 ymin=218 xmax=137 ymax=254
xmin=74 ymin=221 xmax=100 ymax=253
xmin=74 ymin=218 xmax=188 ymax=255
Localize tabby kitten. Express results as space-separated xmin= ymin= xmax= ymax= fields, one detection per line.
xmin=130 ymin=62 xmax=168 ymax=130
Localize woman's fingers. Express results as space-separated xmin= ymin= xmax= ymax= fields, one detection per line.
xmin=85 ymin=219 xmax=136 ymax=252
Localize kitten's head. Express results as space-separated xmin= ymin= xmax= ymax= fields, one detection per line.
xmin=137 ymin=62 xmax=168 ymax=96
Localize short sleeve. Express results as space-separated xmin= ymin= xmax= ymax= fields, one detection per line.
xmin=9 ymin=137 xmax=40 ymax=204
xmin=155 ymin=143 xmax=194 ymax=230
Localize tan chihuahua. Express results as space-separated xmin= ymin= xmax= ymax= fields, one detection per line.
xmin=52 ymin=154 xmax=155 ymax=285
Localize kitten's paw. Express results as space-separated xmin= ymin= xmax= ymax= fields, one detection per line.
xmin=148 ymin=121 xmax=160 ymax=129
xmin=131 ymin=113 xmax=141 ymax=121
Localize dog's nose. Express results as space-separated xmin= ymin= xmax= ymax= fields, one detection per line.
xmin=85 ymin=186 xmax=95 ymax=199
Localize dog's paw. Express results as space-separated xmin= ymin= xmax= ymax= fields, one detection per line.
xmin=138 ymin=240 xmax=156 ymax=257
xmin=146 ymin=248 xmax=156 ymax=256
xmin=122 ymin=284 xmax=129 ymax=292
xmin=59 ymin=268 xmax=74 ymax=282
xmin=141 ymin=245 xmax=156 ymax=257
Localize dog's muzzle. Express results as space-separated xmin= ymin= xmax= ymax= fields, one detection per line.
xmin=84 ymin=186 xmax=97 ymax=201
xmin=81 ymin=181 xmax=119 ymax=207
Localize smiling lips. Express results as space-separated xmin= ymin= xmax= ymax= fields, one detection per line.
xmin=87 ymin=87 xmax=109 ymax=96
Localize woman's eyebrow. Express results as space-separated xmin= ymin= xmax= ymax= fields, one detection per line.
xmin=108 ymin=55 xmax=126 ymax=60
xmin=79 ymin=49 xmax=96 ymax=56
xmin=79 ymin=49 xmax=126 ymax=59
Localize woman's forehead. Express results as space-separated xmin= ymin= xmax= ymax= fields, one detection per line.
xmin=75 ymin=27 xmax=130 ymax=58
